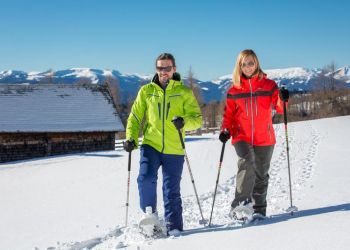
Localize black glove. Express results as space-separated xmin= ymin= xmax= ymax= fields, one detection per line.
xmin=219 ymin=129 xmax=231 ymax=143
xmin=172 ymin=116 xmax=185 ymax=130
xmin=279 ymin=87 xmax=289 ymax=102
xmin=123 ymin=139 xmax=136 ymax=152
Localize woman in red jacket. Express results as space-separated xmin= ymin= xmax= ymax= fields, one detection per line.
xmin=219 ymin=49 xmax=289 ymax=220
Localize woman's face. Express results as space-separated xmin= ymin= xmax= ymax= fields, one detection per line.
xmin=241 ymin=55 xmax=257 ymax=78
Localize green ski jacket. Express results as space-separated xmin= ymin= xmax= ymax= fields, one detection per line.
xmin=126 ymin=74 xmax=202 ymax=155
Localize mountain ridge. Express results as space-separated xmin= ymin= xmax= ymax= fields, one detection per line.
xmin=1 ymin=66 xmax=349 ymax=103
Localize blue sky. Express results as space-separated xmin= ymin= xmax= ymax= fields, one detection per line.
xmin=1 ymin=0 xmax=349 ymax=80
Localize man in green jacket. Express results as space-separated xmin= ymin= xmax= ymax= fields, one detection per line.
xmin=123 ymin=53 xmax=202 ymax=235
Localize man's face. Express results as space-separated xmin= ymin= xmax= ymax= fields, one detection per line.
xmin=156 ymin=59 xmax=176 ymax=86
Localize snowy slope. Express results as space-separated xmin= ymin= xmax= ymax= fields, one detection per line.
xmin=0 ymin=116 xmax=349 ymax=250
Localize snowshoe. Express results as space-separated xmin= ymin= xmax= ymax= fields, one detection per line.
xmin=167 ymin=229 xmax=182 ymax=237
xmin=251 ymin=212 xmax=267 ymax=222
xmin=229 ymin=201 xmax=254 ymax=223
xmin=138 ymin=206 xmax=164 ymax=238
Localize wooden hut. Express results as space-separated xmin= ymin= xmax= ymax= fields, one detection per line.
xmin=0 ymin=84 xmax=124 ymax=163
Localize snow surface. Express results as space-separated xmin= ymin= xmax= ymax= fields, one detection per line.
xmin=0 ymin=116 xmax=349 ymax=250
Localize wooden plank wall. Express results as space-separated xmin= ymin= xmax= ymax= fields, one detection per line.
xmin=0 ymin=132 xmax=116 ymax=163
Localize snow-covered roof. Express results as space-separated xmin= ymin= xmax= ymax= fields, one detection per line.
xmin=0 ymin=84 xmax=125 ymax=133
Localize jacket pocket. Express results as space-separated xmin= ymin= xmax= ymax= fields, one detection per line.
xmin=166 ymin=102 xmax=170 ymax=120
xmin=157 ymin=103 xmax=161 ymax=119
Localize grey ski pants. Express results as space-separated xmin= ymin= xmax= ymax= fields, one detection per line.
xmin=231 ymin=141 xmax=274 ymax=212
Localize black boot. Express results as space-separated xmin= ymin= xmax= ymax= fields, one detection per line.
xmin=253 ymin=205 xmax=266 ymax=217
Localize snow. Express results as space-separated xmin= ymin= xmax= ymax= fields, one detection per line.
xmin=333 ymin=66 xmax=350 ymax=83
xmin=28 ymin=71 xmax=41 ymax=75
xmin=0 ymin=116 xmax=349 ymax=250
xmin=212 ymin=74 xmax=231 ymax=84
xmin=122 ymin=72 xmax=153 ymax=79
xmin=264 ymin=67 xmax=317 ymax=80
xmin=0 ymin=70 xmax=13 ymax=78
xmin=26 ymin=75 xmax=42 ymax=81
xmin=102 ymin=70 xmax=114 ymax=77
xmin=0 ymin=84 xmax=124 ymax=132
xmin=68 ymin=68 xmax=99 ymax=84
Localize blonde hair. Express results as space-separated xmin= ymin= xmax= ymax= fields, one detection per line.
xmin=232 ymin=49 xmax=264 ymax=87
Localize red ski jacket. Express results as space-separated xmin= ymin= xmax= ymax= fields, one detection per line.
xmin=221 ymin=74 xmax=285 ymax=146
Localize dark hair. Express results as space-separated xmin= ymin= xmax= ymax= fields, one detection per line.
xmin=155 ymin=53 xmax=176 ymax=67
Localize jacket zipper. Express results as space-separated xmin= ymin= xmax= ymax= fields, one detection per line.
xmin=245 ymin=99 xmax=248 ymax=117
xmin=255 ymin=96 xmax=258 ymax=116
xmin=161 ymin=89 xmax=166 ymax=153
xmin=249 ymin=79 xmax=254 ymax=145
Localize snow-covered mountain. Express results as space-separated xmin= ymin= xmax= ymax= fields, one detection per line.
xmin=332 ymin=66 xmax=350 ymax=83
xmin=265 ymin=67 xmax=321 ymax=90
xmin=1 ymin=66 xmax=349 ymax=103
xmin=0 ymin=68 xmax=152 ymax=103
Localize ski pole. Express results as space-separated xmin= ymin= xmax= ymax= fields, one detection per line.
xmin=209 ymin=141 xmax=226 ymax=227
xmin=282 ymin=95 xmax=297 ymax=215
xmin=177 ymin=128 xmax=207 ymax=225
xmin=125 ymin=151 xmax=132 ymax=227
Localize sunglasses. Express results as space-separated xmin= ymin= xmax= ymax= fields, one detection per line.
xmin=156 ymin=66 xmax=173 ymax=72
xmin=241 ymin=61 xmax=255 ymax=68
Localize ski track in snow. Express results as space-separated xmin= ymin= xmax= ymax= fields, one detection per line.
xmin=53 ymin=124 xmax=322 ymax=250
xmin=267 ymin=124 xmax=321 ymax=214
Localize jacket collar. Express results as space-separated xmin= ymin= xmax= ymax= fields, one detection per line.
xmin=151 ymin=72 xmax=183 ymax=90
xmin=239 ymin=73 xmax=266 ymax=90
